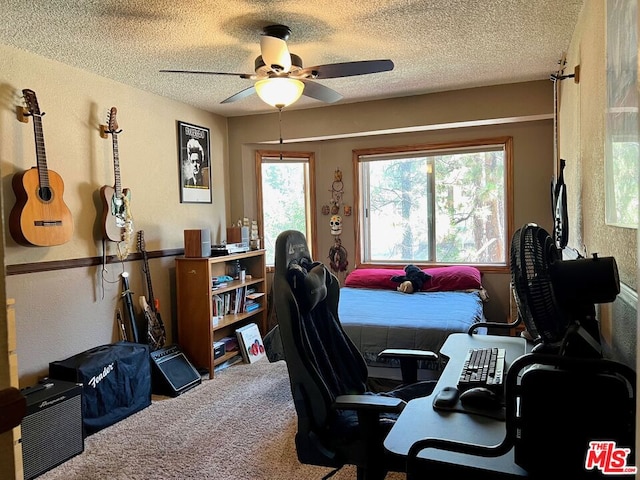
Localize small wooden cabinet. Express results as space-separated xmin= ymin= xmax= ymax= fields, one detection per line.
xmin=175 ymin=250 xmax=267 ymax=377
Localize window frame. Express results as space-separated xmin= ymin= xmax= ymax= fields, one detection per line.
xmin=255 ymin=150 xmax=317 ymax=271
xmin=353 ymin=137 xmax=513 ymax=273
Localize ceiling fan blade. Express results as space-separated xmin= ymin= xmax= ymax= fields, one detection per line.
xmin=300 ymin=79 xmax=342 ymax=103
xmin=259 ymin=36 xmax=291 ymax=73
xmin=297 ymin=60 xmax=394 ymax=79
xmin=220 ymin=86 xmax=256 ymax=104
xmin=160 ymin=69 xmax=255 ymax=79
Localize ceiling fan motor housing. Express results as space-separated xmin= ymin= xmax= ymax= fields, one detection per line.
xmin=255 ymin=54 xmax=303 ymax=77
xmin=262 ymin=24 xmax=291 ymax=40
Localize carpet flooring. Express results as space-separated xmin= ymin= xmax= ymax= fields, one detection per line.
xmin=37 ymin=359 xmax=405 ymax=480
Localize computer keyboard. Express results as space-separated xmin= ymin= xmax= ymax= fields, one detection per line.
xmin=457 ymin=347 xmax=506 ymax=391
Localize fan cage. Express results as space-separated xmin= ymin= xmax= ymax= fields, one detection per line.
xmin=510 ymin=224 xmax=567 ymax=345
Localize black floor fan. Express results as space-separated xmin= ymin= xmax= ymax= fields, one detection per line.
xmin=510 ymin=223 xmax=620 ymax=357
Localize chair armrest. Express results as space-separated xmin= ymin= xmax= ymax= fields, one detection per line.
xmin=378 ymin=348 xmax=438 ymax=361
xmin=378 ymin=349 xmax=439 ymax=385
xmin=467 ymin=316 xmax=522 ymax=334
xmin=334 ymin=394 xmax=406 ymax=413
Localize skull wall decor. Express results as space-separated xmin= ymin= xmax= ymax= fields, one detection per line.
xmin=330 ymin=215 xmax=342 ymax=236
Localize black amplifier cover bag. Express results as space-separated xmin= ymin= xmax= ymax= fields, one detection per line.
xmin=49 ymin=341 xmax=151 ymax=435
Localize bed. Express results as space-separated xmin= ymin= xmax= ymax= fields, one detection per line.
xmin=337 ymin=266 xmax=487 ymax=375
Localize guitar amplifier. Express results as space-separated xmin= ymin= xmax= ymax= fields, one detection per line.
xmin=49 ymin=341 xmax=151 ymax=435
xmin=150 ymin=344 xmax=202 ymax=397
xmin=21 ymin=380 xmax=84 ymax=480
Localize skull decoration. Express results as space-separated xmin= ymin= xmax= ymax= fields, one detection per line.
xmin=330 ymin=215 xmax=342 ymax=236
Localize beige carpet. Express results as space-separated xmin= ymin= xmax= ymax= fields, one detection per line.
xmin=38 ymin=359 xmax=405 ymax=480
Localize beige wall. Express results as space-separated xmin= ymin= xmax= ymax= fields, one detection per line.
xmin=560 ymin=0 xmax=637 ymax=290
xmin=0 ymin=44 xmax=229 ymax=386
xmin=228 ymin=81 xmax=556 ymax=324
xmin=558 ymin=0 xmax=637 ymax=374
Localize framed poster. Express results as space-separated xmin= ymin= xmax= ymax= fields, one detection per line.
xmin=605 ymin=0 xmax=638 ymax=228
xmin=177 ymin=121 xmax=212 ymax=203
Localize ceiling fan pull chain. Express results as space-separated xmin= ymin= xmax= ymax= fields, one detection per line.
xmin=279 ymin=107 xmax=283 ymax=160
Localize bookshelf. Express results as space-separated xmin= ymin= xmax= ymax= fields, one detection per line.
xmin=175 ymin=250 xmax=267 ymax=377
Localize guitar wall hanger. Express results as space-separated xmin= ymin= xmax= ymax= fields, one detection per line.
xmin=100 ymin=123 xmax=123 ymax=139
xmin=16 ymin=105 xmax=38 ymax=123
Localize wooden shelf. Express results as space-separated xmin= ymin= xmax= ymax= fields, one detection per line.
xmin=175 ymin=250 xmax=267 ymax=378
xmin=214 ymin=351 xmax=241 ymax=366
xmin=213 ymin=306 xmax=265 ymax=331
xmin=211 ymin=277 xmax=263 ymax=295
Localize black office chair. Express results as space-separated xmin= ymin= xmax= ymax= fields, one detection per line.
xmin=406 ymin=353 xmax=636 ymax=479
xmin=272 ymin=230 xmax=438 ymax=480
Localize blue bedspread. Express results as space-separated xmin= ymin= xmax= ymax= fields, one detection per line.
xmin=338 ymin=287 xmax=485 ymax=367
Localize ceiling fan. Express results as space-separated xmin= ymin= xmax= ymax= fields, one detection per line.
xmin=160 ymin=24 xmax=394 ymax=108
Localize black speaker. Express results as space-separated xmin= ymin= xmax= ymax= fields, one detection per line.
xmin=21 ymin=380 xmax=84 ymax=480
xmin=150 ymin=345 xmax=201 ymax=397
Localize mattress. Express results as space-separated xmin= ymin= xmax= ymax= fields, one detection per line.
xmin=338 ymin=286 xmax=485 ymax=368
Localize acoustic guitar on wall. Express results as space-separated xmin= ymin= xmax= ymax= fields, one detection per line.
xmin=100 ymin=107 xmax=133 ymax=242
xmin=9 ymin=89 xmax=73 ymax=246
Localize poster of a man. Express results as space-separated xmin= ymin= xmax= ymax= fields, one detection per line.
xmin=178 ymin=121 xmax=211 ymax=203
xmin=183 ymin=138 xmax=205 ymax=186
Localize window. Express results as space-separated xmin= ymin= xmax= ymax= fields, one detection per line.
xmin=256 ymin=150 xmax=317 ymax=267
xmin=354 ymin=138 xmax=512 ymax=268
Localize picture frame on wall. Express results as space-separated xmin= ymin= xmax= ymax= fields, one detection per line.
xmin=177 ymin=121 xmax=212 ymax=203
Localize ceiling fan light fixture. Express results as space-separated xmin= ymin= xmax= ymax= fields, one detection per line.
xmin=255 ymin=77 xmax=304 ymax=108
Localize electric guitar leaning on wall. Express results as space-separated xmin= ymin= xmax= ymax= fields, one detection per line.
xmin=9 ymin=89 xmax=73 ymax=246
xmin=100 ymin=107 xmax=133 ymax=242
xmin=137 ymin=230 xmax=166 ymax=351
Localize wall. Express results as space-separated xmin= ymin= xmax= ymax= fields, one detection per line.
xmin=0 ymin=44 xmax=229 ymax=385
xmin=559 ymin=0 xmax=637 ymax=367
xmin=227 ymin=81 xmax=556 ymax=324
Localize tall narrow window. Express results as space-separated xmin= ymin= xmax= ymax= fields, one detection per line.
xmin=355 ymin=138 xmax=512 ymax=268
xmin=256 ymin=151 xmax=316 ymax=267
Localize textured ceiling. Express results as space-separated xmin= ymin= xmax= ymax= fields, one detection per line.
xmin=1 ymin=0 xmax=584 ymax=117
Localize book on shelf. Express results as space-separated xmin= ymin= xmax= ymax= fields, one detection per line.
xmin=244 ymin=302 xmax=260 ymax=313
xmin=235 ymin=323 xmax=266 ymax=364
xmin=212 ymin=294 xmax=224 ymax=317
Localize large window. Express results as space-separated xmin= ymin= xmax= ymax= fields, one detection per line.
xmin=256 ymin=150 xmax=316 ymax=267
xmin=354 ymin=138 xmax=512 ymax=269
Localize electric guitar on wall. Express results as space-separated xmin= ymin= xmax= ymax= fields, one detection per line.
xmin=9 ymin=89 xmax=73 ymax=246
xmin=137 ymin=230 xmax=166 ymax=351
xmin=100 ymin=107 xmax=133 ymax=242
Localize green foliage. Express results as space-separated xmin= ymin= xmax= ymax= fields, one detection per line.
xmin=365 ymin=148 xmax=506 ymax=264
xmin=262 ymin=163 xmax=308 ymax=263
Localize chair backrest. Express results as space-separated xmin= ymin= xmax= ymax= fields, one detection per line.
xmin=272 ymin=230 xmax=368 ymax=454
